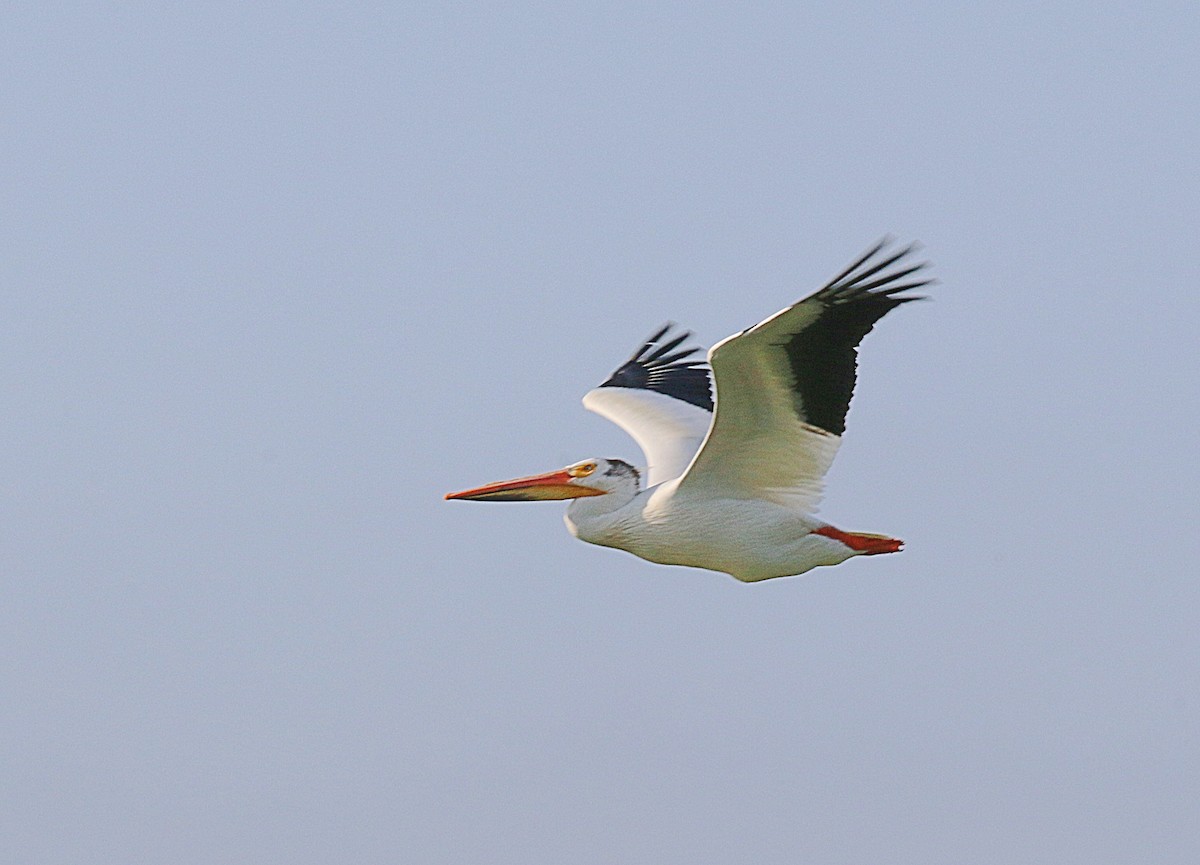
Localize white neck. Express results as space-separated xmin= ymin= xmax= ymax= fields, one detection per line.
xmin=564 ymin=485 xmax=641 ymax=547
xmin=566 ymin=485 xmax=638 ymax=520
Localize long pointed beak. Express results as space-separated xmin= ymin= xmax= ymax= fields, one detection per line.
xmin=444 ymin=468 xmax=607 ymax=502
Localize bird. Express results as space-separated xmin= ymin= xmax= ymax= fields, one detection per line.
xmin=445 ymin=239 xmax=932 ymax=582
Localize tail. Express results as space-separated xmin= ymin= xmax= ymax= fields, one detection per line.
xmin=814 ymin=525 xmax=904 ymax=555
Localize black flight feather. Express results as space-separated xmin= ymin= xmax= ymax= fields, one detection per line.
xmin=782 ymin=238 xmax=932 ymax=436
xmin=599 ymin=323 xmax=714 ymax=412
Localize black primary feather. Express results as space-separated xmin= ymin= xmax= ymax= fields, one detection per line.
xmin=599 ymin=323 xmax=714 ymax=411
xmin=782 ymin=238 xmax=933 ymax=436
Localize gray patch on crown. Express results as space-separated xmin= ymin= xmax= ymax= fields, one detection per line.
xmin=604 ymin=458 xmax=641 ymax=486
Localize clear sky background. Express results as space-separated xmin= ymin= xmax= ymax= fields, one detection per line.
xmin=3 ymin=3 xmax=1198 ymax=863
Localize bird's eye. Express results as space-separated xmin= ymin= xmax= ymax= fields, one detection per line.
xmin=569 ymin=462 xmax=597 ymax=477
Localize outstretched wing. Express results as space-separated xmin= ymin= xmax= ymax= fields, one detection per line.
xmin=582 ymin=324 xmax=714 ymax=487
xmin=677 ymin=239 xmax=932 ymax=512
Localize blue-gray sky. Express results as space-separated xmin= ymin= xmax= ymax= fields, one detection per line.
xmin=3 ymin=3 xmax=1198 ymax=863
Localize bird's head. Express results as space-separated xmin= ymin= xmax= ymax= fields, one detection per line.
xmin=445 ymin=457 xmax=641 ymax=503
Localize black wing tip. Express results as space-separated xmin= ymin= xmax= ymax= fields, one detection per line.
xmin=615 ymin=322 xmax=706 ymax=368
xmin=598 ymin=323 xmax=714 ymax=411
xmin=777 ymin=239 xmax=934 ymax=437
xmin=819 ymin=237 xmax=934 ymax=305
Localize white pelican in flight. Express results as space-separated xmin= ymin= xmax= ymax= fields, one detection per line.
xmin=446 ymin=239 xmax=932 ymax=582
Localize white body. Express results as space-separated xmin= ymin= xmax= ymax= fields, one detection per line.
xmin=565 ymin=478 xmax=855 ymax=582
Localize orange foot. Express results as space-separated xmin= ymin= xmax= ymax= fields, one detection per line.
xmin=814 ymin=525 xmax=904 ymax=555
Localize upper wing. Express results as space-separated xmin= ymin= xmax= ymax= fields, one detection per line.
xmin=677 ymin=239 xmax=932 ymax=512
xmin=582 ymin=324 xmax=714 ymax=487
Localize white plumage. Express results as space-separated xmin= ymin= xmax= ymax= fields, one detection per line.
xmin=580 ymin=388 xmax=710 ymax=487
xmin=447 ymin=239 xmax=932 ymax=582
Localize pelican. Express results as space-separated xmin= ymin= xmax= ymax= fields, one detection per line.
xmin=446 ymin=239 xmax=932 ymax=582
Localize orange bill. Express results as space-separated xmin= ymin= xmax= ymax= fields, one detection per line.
xmin=444 ymin=469 xmax=606 ymax=502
